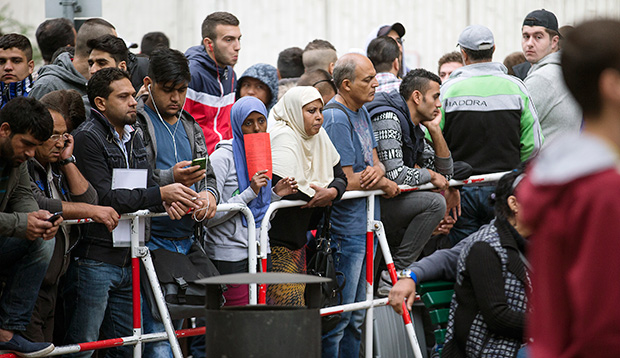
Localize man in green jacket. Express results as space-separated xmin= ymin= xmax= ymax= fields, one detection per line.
xmin=437 ymin=25 xmax=543 ymax=246
xmin=0 ymin=97 xmax=62 ymax=357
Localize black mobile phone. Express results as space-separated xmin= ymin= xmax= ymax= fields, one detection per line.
xmin=191 ymin=157 xmax=207 ymax=170
xmin=48 ymin=211 xmax=63 ymax=222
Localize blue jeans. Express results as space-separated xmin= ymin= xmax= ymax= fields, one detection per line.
xmin=447 ymin=185 xmax=496 ymax=246
xmin=62 ymin=258 xmax=133 ymax=358
xmin=322 ymin=233 xmax=373 ymax=358
xmin=142 ymin=236 xmax=193 ymax=358
xmin=0 ymin=236 xmax=53 ymax=331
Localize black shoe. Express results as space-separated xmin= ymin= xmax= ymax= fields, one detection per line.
xmin=0 ymin=334 xmax=55 ymax=358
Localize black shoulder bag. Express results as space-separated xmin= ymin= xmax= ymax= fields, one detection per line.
xmin=140 ymin=242 xmax=224 ymax=321
xmin=306 ymin=206 xmax=346 ymax=334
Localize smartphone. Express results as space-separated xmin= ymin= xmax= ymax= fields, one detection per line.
xmin=48 ymin=211 xmax=63 ymax=222
xmin=191 ymin=157 xmax=207 ymax=170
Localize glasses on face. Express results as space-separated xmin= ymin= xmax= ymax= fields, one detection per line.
xmin=49 ymin=133 xmax=70 ymax=143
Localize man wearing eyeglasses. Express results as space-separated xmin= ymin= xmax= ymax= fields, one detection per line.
xmin=23 ymin=95 xmax=120 ymax=343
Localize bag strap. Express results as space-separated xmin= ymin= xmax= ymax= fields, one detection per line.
xmin=324 ymin=102 xmax=355 ymax=142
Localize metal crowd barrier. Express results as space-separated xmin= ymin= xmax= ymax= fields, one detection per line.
xmin=0 ymin=171 xmax=506 ymax=358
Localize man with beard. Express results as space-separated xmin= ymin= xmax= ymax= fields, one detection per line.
xmin=0 ymin=96 xmax=61 ymax=357
xmin=62 ymin=68 xmax=203 ymax=357
xmin=185 ymin=11 xmax=241 ymax=153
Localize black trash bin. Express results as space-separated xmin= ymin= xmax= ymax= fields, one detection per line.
xmin=197 ymin=272 xmax=330 ymax=358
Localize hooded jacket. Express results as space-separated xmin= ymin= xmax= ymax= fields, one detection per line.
xmin=524 ymin=51 xmax=582 ymax=143
xmin=518 ymin=134 xmax=620 ymax=358
xmin=184 ymin=45 xmax=237 ymax=153
xmin=235 ymin=63 xmax=279 ymax=111
xmin=30 ymin=52 xmax=87 ymax=100
xmin=365 ymin=90 xmax=452 ymax=185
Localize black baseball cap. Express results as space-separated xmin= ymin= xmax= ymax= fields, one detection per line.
xmin=523 ymin=9 xmax=559 ymax=33
xmin=377 ymin=22 xmax=406 ymax=38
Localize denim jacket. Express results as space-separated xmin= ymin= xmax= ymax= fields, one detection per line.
xmin=71 ymin=109 xmax=162 ymax=267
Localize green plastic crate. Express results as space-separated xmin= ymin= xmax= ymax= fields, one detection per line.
xmin=421 ymin=290 xmax=454 ymax=309
xmin=417 ymin=280 xmax=454 ymax=295
xmin=429 ymin=308 xmax=450 ymax=325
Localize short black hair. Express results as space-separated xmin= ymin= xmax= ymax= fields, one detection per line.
xmin=490 ymin=165 xmax=526 ymax=220
xmin=437 ymin=51 xmax=463 ymax=74
xmin=201 ymin=12 xmax=239 ymax=40
xmin=148 ymin=48 xmax=190 ymax=87
xmin=87 ymin=67 xmax=131 ymax=111
xmin=562 ymin=19 xmax=620 ymax=117
xmin=0 ymin=33 xmax=33 ymax=61
xmin=462 ymin=47 xmax=494 ymax=62
xmin=0 ymin=97 xmax=53 ymax=142
xmin=367 ymin=36 xmax=400 ymax=73
xmin=400 ymin=68 xmax=441 ymax=101
xmin=140 ymin=31 xmax=169 ymax=56
xmin=40 ymin=90 xmax=86 ymax=132
xmin=35 ymin=18 xmax=75 ymax=63
xmin=277 ymin=47 xmax=304 ymax=79
xmin=87 ymin=34 xmax=128 ymax=64
xmin=75 ymin=18 xmax=116 ymax=58
xmin=304 ymin=39 xmax=336 ymax=52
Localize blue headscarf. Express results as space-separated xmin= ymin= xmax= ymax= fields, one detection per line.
xmin=231 ymin=96 xmax=271 ymax=227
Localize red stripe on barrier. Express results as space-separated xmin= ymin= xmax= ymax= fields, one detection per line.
xmin=175 ymin=326 xmax=206 ymax=337
xmin=259 ymin=258 xmax=268 ymax=304
xmin=366 ymin=231 xmax=374 ymax=284
xmin=321 ymin=309 xmax=344 ymax=316
xmin=0 ymin=353 xmax=16 ymax=358
xmin=386 ymin=262 xmax=397 ymax=284
xmin=132 ymin=257 xmax=141 ymax=329
xmin=403 ymin=310 xmax=413 ymax=325
xmin=79 ymin=337 xmax=125 ymax=351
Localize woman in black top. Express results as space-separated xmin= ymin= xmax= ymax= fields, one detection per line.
xmin=443 ymin=169 xmax=530 ymax=358
xmin=266 ymin=87 xmax=347 ymax=306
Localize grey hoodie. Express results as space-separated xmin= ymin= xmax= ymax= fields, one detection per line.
xmin=31 ymin=52 xmax=88 ymax=100
xmin=525 ymin=51 xmax=582 ymax=144
xmin=205 ymin=140 xmax=280 ymax=262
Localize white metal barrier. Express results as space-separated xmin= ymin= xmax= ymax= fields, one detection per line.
xmin=0 ymin=171 xmax=506 ymax=358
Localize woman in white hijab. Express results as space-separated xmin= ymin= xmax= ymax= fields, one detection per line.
xmin=266 ymin=86 xmax=348 ymax=306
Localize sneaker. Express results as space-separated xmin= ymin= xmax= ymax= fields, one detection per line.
xmin=0 ymin=334 xmax=55 ymax=358
xmin=376 ymin=270 xmax=393 ymax=297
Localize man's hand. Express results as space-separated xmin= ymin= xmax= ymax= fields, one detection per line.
xmin=172 ymin=160 xmax=206 ymax=187
xmin=273 ymin=177 xmax=298 ymax=197
xmin=381 ymin=178 xmax=400 ymax=198
xmin=301 ymin=185 xmax=337 ymax=208
xmin=360 ymin=166 xmax=380 ymax=189
xmin=26 ymin=210 xmax=61 ymax=241
xmin=443 ymin=187 xmax=461 ymax=218
xmin=421 ymin=108 xmax=442 ymax=130
xmin=432 ymin=215 xmax=456 ymax=236
xmin=194 ymin=191 xmax=217 ymax=221
xmin=429 ymin=170 xmax=449 ymax=191
xmin=388 ymin=278 xmax=417 ymax=315
xmin=160 ymin=183 xmax=199 ymax=209
xmin=60 ymin=134 xmax=74 ymax=160
xmin=163 ymin=201 xmax=187 ymax=220
xmin=89 ymin=205 xmax=120 ymax=232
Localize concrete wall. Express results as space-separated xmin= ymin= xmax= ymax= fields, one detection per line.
xmin=2 ymin=0 xmax=620 ymax=74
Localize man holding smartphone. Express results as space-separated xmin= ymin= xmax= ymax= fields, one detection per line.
xmin=23 ymin=91 xmax=121 ymax=343
xmin=135 ymin=48 xmax=219 ymax=357
xmin=0 ymin=97 xmax=62 ymax=357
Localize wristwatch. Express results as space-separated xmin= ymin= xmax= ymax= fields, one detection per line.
xmin=59 ymin=155 xmax=76 ymax=166
xmin=397 ymin=269 xmax=417 ymax=283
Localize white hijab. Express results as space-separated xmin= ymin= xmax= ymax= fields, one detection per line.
xmin=269 ymin=87 xmax=341 ymax=197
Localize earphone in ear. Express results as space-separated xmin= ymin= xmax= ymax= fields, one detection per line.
xmin=208 ymin=42 xmax=213 ymax=51
xmin=147 ymin=83 xmax=152 ymax=94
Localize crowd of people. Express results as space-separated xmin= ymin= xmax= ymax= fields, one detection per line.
xmin=0 ymin=7 xmax=618 ymax=358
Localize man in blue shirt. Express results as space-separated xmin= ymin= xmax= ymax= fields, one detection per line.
xmin=135 ymin=48 xmax=218 ymax=357
xmin=322 ymin=53 xmax=399 ymax=358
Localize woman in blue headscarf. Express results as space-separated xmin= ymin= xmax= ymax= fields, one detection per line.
xmin=205 ymin=96 xmax=297 ymax=306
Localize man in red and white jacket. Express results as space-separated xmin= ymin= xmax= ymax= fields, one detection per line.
xmin=185 ymin=11 xmax=241 ymax=153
